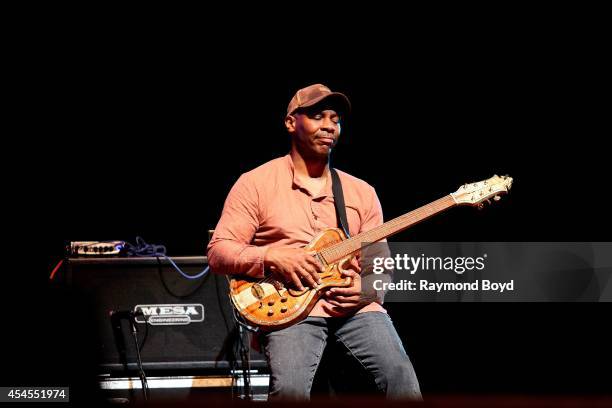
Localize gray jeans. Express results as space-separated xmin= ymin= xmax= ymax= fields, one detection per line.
xmin=261 ymin=311 xmax=421 ymax=400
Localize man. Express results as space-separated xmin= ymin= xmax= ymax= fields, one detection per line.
xmin=207 ymin=84 xmax=421 ymax=400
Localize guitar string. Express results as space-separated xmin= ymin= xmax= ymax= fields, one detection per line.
xmin=320 ymin=195 xmax=455 ymax=262
xmin=324 ymin=186 xmax=505 ymax=260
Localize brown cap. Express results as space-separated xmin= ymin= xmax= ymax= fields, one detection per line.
xmin=286 ymin=83 xmax=351 ymax=116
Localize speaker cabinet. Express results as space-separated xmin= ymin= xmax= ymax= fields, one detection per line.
xmin=63 ymin=256 xmax=266 ymax=374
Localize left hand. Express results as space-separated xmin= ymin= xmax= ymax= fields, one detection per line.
xmin=323 ymin=269 xmax=369 ymax=313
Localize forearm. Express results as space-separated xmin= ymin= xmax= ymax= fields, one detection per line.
xmin=207 ymin=239 xmax=267 ymax=278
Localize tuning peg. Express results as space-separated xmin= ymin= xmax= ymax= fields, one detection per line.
xmin=494 ymin=195 xmax=501 ymax=201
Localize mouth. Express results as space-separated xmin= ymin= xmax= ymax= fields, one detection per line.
xmin=316 ymin=137 xmax=335 ymax=146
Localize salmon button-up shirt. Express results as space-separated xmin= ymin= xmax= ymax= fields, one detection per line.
xmin=207 ymin=154 xmax=386 ymax=317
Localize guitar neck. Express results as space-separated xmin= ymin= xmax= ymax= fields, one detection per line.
xmin=319 ymin=194 xmax=457 ymax=264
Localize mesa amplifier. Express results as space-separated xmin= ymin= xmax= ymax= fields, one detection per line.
xmin=63 ymin=256 xmax=267 ymax=374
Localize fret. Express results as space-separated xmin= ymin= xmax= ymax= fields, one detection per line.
xmin=320 ymin=195 xmax=456 ymax=263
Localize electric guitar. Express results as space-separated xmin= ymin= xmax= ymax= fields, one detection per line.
xmin=229 ymin=175 xmax=513 ymax=331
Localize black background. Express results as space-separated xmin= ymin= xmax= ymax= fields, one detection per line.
xmin=3 ymin=31 xmax=609 ymax=398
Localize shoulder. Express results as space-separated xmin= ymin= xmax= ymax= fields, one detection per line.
xmin=235 ymin=156 xmax=288 ymax=188
xmin=241 ymin=156 xmax=288 ymax=181
xmin=334 ymin=168 xmax=377 ymax=195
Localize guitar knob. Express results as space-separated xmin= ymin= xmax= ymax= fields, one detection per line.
xmin=280 ymin=297 xmax=288 ymax=303
xmin=267 ymin=309 xmax=274 ymax=316
xmin=268 ymin=300 xmax=275 ymax=306
xmin=281 ymin=306 xmax=287 ymax=313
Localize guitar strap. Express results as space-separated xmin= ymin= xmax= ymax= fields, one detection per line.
xmin=330 ymin=168 xmax=351 ymax=238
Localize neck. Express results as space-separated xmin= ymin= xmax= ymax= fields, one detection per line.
xmin=319 ymin=195 xmax=458 ymax=263
xmin=290 ymin=146 xmax=329 ymax=178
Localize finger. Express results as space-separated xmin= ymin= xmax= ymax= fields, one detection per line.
xmin=300 ymin=260 xmax=322 ymax=284
xmin=321 ymin=302 xmax=341 ymax=314
xmin=297 ymin=265 xmax=318 ymax=288
xmin=304 ymin=255 xmax=325 ymax=273
xmin=288 ymin=271 xmax=304 ymax=291
xmin=327 ymin=294 xmax=359 ymax=303
xmin=302 ymin=257 xmax=324 ymax=279
xmin=327 ymin=287 xmax=360 ymax=296
xmin=340 ymin=269 xmax=359 ymax=278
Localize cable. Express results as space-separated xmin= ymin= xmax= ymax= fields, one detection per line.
xmin=137 ymin=312 xmax=149 ymax=353
xmin=156 ymin=257 xmax=208 ymax=299
xmin=128 ymin=314 xmax=149 ymax=400
xmin=49 ymin=259 xmax=64 ymax=280
xmin=125 ymin=236 xmax=210 ymax=280
xmin=227 ymin=280 xmax=257 ymax=400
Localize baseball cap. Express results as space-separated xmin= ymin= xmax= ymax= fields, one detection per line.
xmin=286 ymin=83 xmax=351 ymax=117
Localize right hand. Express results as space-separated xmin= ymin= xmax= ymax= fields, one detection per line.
xmin=263 ymin=247 xmax=324 ymax=290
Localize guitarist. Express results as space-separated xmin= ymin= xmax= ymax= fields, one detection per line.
xmin=207 ymin=84 xmax=421 ymax=400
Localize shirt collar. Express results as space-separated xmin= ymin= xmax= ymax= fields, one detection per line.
xmin=285 ymin=153 xmax=333 ymax=199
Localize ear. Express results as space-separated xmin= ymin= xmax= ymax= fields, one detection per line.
xmin=285 ymin=114 xmax=297 ymax=133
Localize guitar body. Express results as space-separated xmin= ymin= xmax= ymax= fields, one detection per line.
xmin=229 ymin=228 xmax=354 ymax=331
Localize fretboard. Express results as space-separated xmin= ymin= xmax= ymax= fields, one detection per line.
xmin=319 ymin=194 xmax=456 ymax=264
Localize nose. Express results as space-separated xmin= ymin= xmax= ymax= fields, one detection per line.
xmin=320 ymin=117 xmax=337 ymax=134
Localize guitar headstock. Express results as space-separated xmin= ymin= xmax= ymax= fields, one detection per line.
xmin=451 ymin=175 xmax=513 ymax=208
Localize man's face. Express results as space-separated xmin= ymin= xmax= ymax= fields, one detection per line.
xmin=286 ymin=106 xmax=342 ymax=158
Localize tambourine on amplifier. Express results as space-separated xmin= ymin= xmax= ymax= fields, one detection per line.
xmin=69 ymin=241 xmax=126 ymax=256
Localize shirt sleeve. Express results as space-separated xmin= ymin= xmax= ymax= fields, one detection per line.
xmin=357 ymin=184 xmax=392 ymax=304
xmin=360 ymin=184 xmax=385 ymax=234
xmin=206 ymin=173 xmax=267 ymax=278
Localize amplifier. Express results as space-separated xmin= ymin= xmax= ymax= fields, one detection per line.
xmin=69 ymin=241 xmax=126 ymax=256
xmin=63 ymin=256 xmax=267 ymax=373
